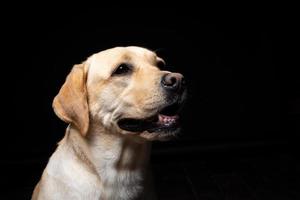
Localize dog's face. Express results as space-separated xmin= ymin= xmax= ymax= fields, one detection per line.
xmin=53 ymin=46 xmax=186 ymax=141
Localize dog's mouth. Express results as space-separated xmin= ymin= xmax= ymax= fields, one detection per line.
xmin=117 ymin=102 xmax=182 ymax=133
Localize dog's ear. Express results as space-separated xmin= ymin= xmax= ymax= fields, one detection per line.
xmin=53 ymin=63 xmax=89 ymax=136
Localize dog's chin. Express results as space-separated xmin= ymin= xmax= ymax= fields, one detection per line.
xmin=117 ymin=102 xmax=183 ymax=141
xmin=139 ymin=127 xmax=181 ymax=141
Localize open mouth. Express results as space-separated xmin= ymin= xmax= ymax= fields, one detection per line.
xmin=117 ymin=102 xmax=182 ymax=133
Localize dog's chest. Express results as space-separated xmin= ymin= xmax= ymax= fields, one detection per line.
xmin=89 ymin=135 xmax=152 ymax=200
xmin=100 ymin=164 xmax=144 ymax=200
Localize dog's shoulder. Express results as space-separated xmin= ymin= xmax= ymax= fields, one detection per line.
xmin=33 ymin=132 xmax=102 ymax=199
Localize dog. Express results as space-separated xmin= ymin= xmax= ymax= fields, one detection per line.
xmin=32 ymin=46 xmax=186 ymax=200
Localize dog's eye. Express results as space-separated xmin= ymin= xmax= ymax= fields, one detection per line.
xmin=113 ymin=63 xmax=132 ymax=75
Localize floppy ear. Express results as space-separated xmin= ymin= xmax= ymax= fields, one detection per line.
xmin=53 ymin=63 xmax=89 ymax=136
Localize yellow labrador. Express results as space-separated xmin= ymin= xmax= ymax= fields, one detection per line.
xmin=32 ymin=46 xmax=186 ymax=200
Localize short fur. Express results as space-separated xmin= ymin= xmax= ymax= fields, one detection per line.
xmin=32 ymin=46 xmax=184 ymax=200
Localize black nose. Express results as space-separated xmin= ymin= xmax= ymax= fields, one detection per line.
xmin=161 ymin=73 xmax=185 ymax=92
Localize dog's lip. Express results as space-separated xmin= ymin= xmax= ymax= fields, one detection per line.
xmin=117 ymin=102 xmax=182 ymax=133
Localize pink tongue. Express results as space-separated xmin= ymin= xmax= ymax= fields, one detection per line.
xmin=158 ymin=114 xmax=179 ymax=125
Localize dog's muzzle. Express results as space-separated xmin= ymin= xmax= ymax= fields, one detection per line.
xmin=117 ymin=72 xmax=186 ymax=135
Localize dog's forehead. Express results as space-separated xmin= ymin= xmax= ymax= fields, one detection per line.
xmin=87 ymin=47 xmax=159 ymax=80
xmin=91 ymin=46 xmax=157 ymax=63
xmin=125 ymin=46 xmax=156 ymax=58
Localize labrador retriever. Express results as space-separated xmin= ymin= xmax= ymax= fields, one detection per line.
xmin=32 ymin=46 xmax=186 ymax=200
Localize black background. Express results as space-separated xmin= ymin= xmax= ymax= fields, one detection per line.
xmin=2 ymin=6 xmax=299 ymax=199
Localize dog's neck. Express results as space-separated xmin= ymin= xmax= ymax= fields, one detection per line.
xmin=51 ymin=125 xmax=152 ymax=199
xmin=82 ymin=123 xmax=152 ymax=176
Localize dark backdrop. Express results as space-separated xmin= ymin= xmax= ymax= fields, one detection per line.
xmin=2 ymin=6 xmax=299 ymax=199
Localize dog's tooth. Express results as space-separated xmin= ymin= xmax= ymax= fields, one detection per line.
xmin=159 ymin=114 xmax=178 ymax=125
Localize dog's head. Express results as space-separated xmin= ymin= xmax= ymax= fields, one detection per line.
xmin=53 ymin=46 xmax=186 ymax=141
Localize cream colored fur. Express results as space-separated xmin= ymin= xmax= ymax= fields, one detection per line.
xmin=32 ymin=46 xmax=179 ymax=200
